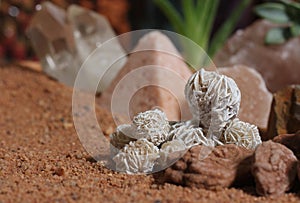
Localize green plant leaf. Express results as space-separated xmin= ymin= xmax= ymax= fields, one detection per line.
xmin=209 ymin=0 xmax=251 ymax=57
xmin=254 ymin=3 xmax=290 ymax=23
xmin=290 ymin=23 xmax=300 ymax=37
xmin=281 ymin=0 xmax=300 ymax=23
xmin=265 ymin=27 xmax=288 ymax=44
xmin=181 ymin=0 xmax=197 ymax=39
xmin=153 ymin=0 xmax=184 ymax=34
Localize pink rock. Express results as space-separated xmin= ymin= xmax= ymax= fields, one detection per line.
xmin=214 ymin=20 xmax=300 ymax=93
xmin=100 ymin=31 xmax=192 ymax=122
xmin=218 ymin=65 xmax=272 ymax=132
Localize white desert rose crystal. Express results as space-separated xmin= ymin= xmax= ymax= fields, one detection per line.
xmin=158 ymin=140 xmax=187 ymax=167
xmin=219 ymin=118 xmax=262 ymax=150
xmin=110 ymin=124 xmax=137 ymax=156
xmin=169 ymin=120 xmax=214 ymax=148
xmin=184 ymin=69 xmax=241 ymax=139
xmin=113 ymin=138 xmax=159 ymax=173
xmin=132 ymin=109 xmax=171 ymax=146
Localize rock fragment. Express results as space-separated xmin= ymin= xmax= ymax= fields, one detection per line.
xmin=273 ymin=131 xmax=300 ymax=159
xmin=214 ymin=20 xmax=300 ymax=93
xmin=164 ymin=144 xmax=253 ymax=190
xmin=100 ymin=31 xmax=192 ymax=121
xmin=218 ymin=65 xmax=272 ymax=132
xmin=252 ymin=141 xmax=297 ymax=196
xmin=266 ymin=85 xmax=300 ymax=140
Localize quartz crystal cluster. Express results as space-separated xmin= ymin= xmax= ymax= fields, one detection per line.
xmin=111 ymin=69 xmax=262 ymax=174
xmin=27 ymin=2 xmax=126 ymax=92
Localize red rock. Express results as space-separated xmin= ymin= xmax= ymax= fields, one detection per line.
xmin=214 ymin=20 xmax=300 ymax=93
xmin=252 ymin=141 xmax=298 ymax=196
xmin=273 ymin=131 xmax=300 ymax=159
xmin=164 ymin=144 xmax=254 ymax=190
xmin=267 ymin=85 xmax=300 ymax=140
xmin=218 ymin=65 xmax=272 ymax=132
xmin=100 ymin=31 xmax=192 ymax=121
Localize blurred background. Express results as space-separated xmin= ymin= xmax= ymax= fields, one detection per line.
xmin=0 ymin=0 xmax=266 ymax=63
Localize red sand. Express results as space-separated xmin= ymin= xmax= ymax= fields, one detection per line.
xmin=0 ymin=64 xmax=299 ymax=202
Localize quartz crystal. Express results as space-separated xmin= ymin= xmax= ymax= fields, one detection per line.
xmin=27 ymin=2 xmax=126 ymax=92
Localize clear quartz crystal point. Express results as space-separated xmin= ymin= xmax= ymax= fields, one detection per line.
xmin=67 ymin=5 xmax=126 ymax=92
xmin=27 ymin=2 xmax=126 ymax=92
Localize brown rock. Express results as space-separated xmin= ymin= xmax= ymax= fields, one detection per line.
xmin=218 ymin=65 xmax=272 ymax=132
xmin=273 ymin=131 xmax=300 ymax=159
xmin=214 ymin=20 xmax=300 ymax=93
xmin=298 ymin=162 xmax=300 ymax=183
xmin=267 ymin=85 xmax=300 ymax=140
xmin=252 ymin=141 xmax=297 ymax=196
xmin=100 ymin=31 xmax=192 ymax=121
xmin=164 ymin=144 xmax=254 ymax=190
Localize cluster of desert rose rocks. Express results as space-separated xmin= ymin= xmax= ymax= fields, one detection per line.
xmin=109 ymin=67 xmax=300 ymax=196
xmin=110 ymin=69 xmax=262 ymax=171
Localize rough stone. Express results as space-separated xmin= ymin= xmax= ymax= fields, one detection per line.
xmin=252 ymin=141 xmax=298 ymax=196
xmin=100 ymin=31 xmax=192 ymax=121
xmin=266 ymin=85 xmax=300 ymax=140
xmin=214 ymin=20 xmax=300 ymax=93
xmin=273 ymin=131 xmax=300 ymax=159
xmin=27 ymin=2 xmax=126 ymax=92
xmin=164 ymin=144 xmax=254 ymax=190
xmin=218 ymin=65 xmax=272 ymax=132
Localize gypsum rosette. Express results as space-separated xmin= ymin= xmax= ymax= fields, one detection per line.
xmin=218 ymin=118 xmax=261 ymax=150
xmin=184 ymin=69 xmax=262 ymax=149
xmin=110 ymin=109 xmax=172 ymax=173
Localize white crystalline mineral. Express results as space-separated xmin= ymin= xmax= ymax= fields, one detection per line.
xmin=185 ymin=69 xmax=241 ymax=139
xmin=110 ymin=124 xmax=136 ymax=156
xmin=113 ymin=138 xmax=159 ymax=173
xmin=158 ymin=140 xmax=187 ymax=168
xmin=67 ymin=5 xmax=126 ymax=92
xmin=169 ymin=120 xmax=214 ymax=148
xmin=27 ymin=2 xmax=126 ymax=92
xmin=220 ymin=118 xmax=262 ymax=150
xmin=132 ymin=109 xmax=171 ymax=146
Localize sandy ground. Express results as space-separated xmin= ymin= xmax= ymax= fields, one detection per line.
xmin=0 ymin=64 xmax=300 ymax=203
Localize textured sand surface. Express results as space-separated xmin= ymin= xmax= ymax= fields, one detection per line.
xmin=0 ymin=65 xmax=300 ymax=202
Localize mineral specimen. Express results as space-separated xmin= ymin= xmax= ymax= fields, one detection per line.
xmin=169 ymin=120 xmax=214 ymax=148
xmin=100 ymin=31 xmax=192 ymax=121
xmin=220 ymin=118 xmax=261 ymax=150
xmin=273 ymin=131 xmax=300 ymax=159
xmin=252 ymin=141 xmax=297 ymax=196
xmin=110 ymin=124 xmax=136 ymax=156
xmin=113 ymin=138 xmax=159 ymax=174
xmin=27 ymin=2 xmax=126 ymax=92
xmin=218 ymin=65 xmax=272 ymax=132
xmin=159 ymin=140 xmax=187 ymax=168
xmin=164 ymin=144 xmax=254 ymax=189
xmin=214 ymin=20 xmax=300 ymax=93
xmin=132 ymin=109 xmax=171 ymax=146
xmin=184 ymin=68 xmax=241 ymax=139
xmin=266 ymin=85 xmax=300 ymax=140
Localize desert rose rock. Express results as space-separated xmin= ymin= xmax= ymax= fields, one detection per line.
xmin=164 ymin=144 xmax=254 ymax=190
xmin=252 ymin=141 xmax=297 ymax=196
xmin=266 ymin=85 xmax=300 ymax=140
xmin=218 ymin=65 xmax=272 ymax=132
xmin=273 ymin=131 xmax=300 ymax=159
xmin=100 ymin=31 xmax=192 ymax=121
xmin=214 ymin=20 xmax=300 ymax=93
